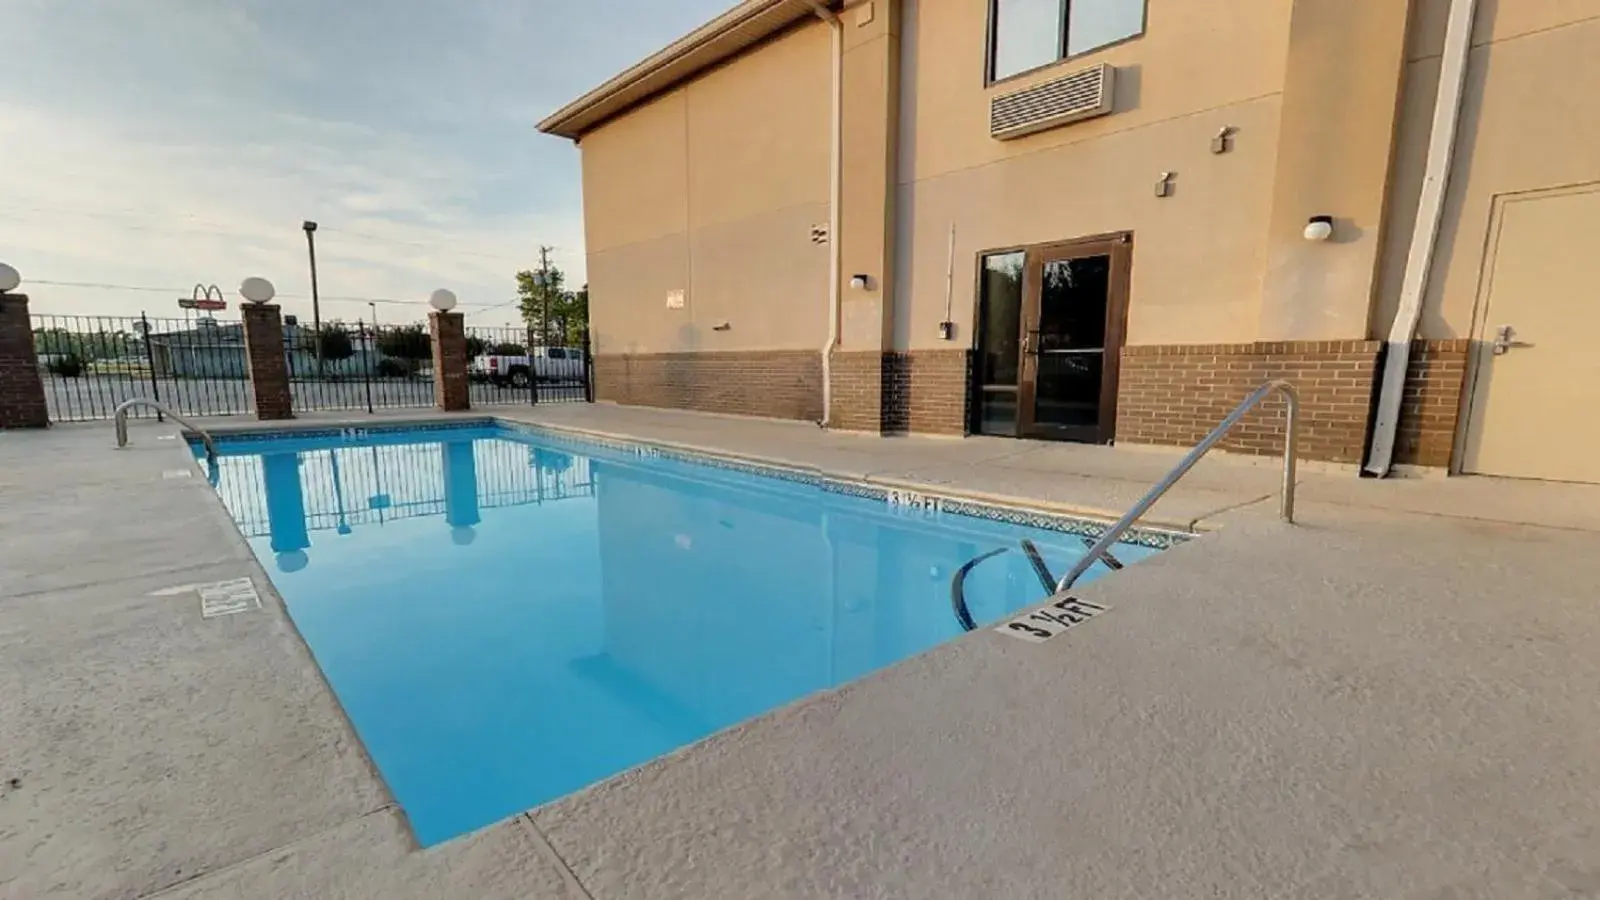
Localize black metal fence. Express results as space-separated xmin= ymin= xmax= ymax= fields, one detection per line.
xmin=465 ymin=324 xmax=593 ymax=407
xmin=33 ymin=312 xmax=254 ymax=422
xmin=32 ymin=312 xmax=593 ymax=423
xmin=286 ymin=320 xmax=437 ymax=415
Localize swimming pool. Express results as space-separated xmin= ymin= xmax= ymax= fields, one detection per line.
xmin=198 ymin=422 xmax=1170 ymax=845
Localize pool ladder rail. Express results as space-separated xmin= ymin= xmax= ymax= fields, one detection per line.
xmin=112 ymin=398 xmax=220 ymax=463
xmin=950 ymin=379 xmax=1300 ymax=631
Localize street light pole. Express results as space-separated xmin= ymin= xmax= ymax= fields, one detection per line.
xmin=303 ymin=220 xmax=323 ymax=375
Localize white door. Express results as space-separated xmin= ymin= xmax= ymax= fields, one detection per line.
xmin=1462 ymin=185 xmax=1600 ymax=483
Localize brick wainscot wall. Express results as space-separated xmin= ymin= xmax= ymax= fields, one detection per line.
xmin=594 ymin=351 xmax=823 ymax=421
xmin=1116 ymin=339 xmax=1471 ymax=468
xmin=830 ymin=349 xmax=970 ymax=436
xmin=1117 ymin=341 xmax=1384 ymax=464
xmin=1393 ymin=339 xmax=1470 ymax=469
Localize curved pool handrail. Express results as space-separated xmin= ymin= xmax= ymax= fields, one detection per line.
xmin=1055 ymin=379 xmax=1299 ymax=593
xmin=113 ymin=399 xmax=219 ymax=461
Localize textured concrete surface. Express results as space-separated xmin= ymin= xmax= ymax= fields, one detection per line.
xmin=6 ymin=408 xmax=1600 ymax=898
xmin=0 ymin=422 xmax=585 ymax=900
xmin=534 ymin=511 xmax=1600 ymax=899
xmin=506 ymin=403 xmax=1600 ymax=532
xmin=152 ymin=811 xmax=586 ymax=900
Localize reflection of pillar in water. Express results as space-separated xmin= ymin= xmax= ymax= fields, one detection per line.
xmin=262 ymin=451 xmax=310 ymax=572
xmin=329 ymin=449 xmax=352 ymax=535
xmin=443 ymin=440 xmax=480 ymax=546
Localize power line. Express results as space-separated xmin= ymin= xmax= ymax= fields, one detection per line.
xmin=464 ymin=298 xmax=522 ymax=318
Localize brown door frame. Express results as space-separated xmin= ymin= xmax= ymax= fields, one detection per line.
xmin=1016 ymin=231 xmax=1133 ymax=443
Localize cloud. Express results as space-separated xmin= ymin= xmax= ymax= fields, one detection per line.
xmin=0 ymin=0 xmax=733 ymax=324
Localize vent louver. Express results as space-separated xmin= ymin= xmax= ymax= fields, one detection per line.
xmin=990 ymin=63 xmax=1116 ymax=140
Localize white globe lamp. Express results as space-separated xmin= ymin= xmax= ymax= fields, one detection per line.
xmin=0 ymin=262 xmax=20 ymax=294
xmin=240 ymin=277 xmax=276 ymax=304
xmin=429 ymin=289 xmax=458 ymax=312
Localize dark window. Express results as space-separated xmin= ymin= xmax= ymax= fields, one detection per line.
xmin=547 ymin=348 xmax=567 ymax=359
xmin=989 ymin=0 xmax=1145 ymax=82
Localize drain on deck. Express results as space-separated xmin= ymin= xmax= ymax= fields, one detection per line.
xmin=199 ymin=578 xmax=261 ymax=618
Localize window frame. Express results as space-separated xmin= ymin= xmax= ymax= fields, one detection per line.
xmin=984 ymin=0 xmax=1149 ymax=87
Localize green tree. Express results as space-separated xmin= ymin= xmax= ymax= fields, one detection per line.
xmin=516 ymin=257 xmax=590 ymax=346
xmin=46 ymin=354 xmax=85 ymax=377
xmin=465 ymin=335 xmax=489 ymax=359
xmin=313 ymin=325 xmax=355 ymax=362
xmin=32 ymin=327 xmax=140 ymax=361
xmin=376 ymin=324 xmax=430 ymax=368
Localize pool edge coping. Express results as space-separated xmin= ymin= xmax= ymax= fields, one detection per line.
xmin=490 ymin=419 xmax=1200 ymax=541
xmin=187 ymin=413 xmax=1197 ymax=548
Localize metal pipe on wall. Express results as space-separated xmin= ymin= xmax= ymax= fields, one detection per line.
xmin=802 ymin=0 xmax=844 ymax=427
xmin=1364 ymin=0 xmax=1478 ymax=476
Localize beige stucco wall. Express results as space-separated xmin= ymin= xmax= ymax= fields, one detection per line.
xmin=581 ymin=22 xmax=832 ymax=356
xmin=1373 ymin=1 xmax=1600 ymax=342
xmin=893 ymin=0 xmax=1293 ymax=349
xmin=1254 ymin=0 xmax=1412 ymax=343
xmin=579 ymin=0 xmax=1600 ymax=364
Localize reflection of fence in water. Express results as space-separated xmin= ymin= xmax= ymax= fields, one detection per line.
xmin=213 ymin=437 xmax=596 ymax=539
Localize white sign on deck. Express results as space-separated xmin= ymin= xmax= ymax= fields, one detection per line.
xmin=995 ymin=596 xmax=1108 ymax=643
xmin=199 ymin=578 xmax=262 ymax=618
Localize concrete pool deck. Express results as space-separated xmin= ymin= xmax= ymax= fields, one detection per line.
xmin=4 ymin=405 xmax=1600 ymax=898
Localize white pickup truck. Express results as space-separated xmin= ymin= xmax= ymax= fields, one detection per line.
xmin=470 ymin=348 xmax=585 ymax=388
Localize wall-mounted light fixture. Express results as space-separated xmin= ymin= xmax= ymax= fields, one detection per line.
xmin=1303 ymin=215 xmax=1335 ymax=242
xmin=1211 ymin=126 xmax=1236 ymax=154
xmin=1154 ymin=172 xmax=1175 ymax=198
xmin=849 ymin=274 xmax=872 ymax=291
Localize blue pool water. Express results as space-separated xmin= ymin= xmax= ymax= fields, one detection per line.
xmin=199 ymin=424 xmax=1159 ymax=845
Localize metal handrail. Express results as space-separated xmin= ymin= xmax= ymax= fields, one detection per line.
xmin=113 ymin=399 xmax=219 ymax=461
xmin=1055 ymin=379 xmax=1300 ymax=593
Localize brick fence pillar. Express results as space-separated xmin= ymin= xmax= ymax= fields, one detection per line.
xmin=429 ymin=311 xmax=470 ymax=412
xmin=241 ymin=302 xmax=293 ymax=420
xmin=0 ymin=293 xmax=49 ymax=429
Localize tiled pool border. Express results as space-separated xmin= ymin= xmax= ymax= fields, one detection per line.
xmin=191 ymin=418 xmax=1191 ymax=551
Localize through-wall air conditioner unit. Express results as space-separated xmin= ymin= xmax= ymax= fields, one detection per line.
xmin=990 ymin=63 xmax=1116 ymax=140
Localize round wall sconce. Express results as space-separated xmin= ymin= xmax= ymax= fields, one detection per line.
xmin=1303 ymin=215 xmax=1335 ymax=242
xmin=849 ymin=274 xmax=872 ymax=291
xmin=239 ymin=277 xmax=276 ymax=304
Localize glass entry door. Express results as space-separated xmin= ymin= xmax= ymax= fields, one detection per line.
xmin=973 ymin=234 xmax=1131 ymax=442
xmin=985 ymin=233 xmax=1130 ymax=443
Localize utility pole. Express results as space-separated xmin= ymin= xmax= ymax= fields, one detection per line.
xmin=303 ymin=221 xmax=324 ymax=375
xmin=537 ymin=246 xmax=554 ymax=348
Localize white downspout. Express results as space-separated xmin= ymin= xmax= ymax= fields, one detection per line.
xmin=1364 ymin=0 xmax=1478 ymax=476
xmin=804 ymin=0 xmax=844 ymax=427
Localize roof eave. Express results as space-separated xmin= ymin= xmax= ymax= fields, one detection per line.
xmin=538 ymin=0 xmax=826 ymax=141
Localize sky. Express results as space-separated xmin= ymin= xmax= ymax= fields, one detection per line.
xmin=0 ymin=0 xmax=731 ymax=324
